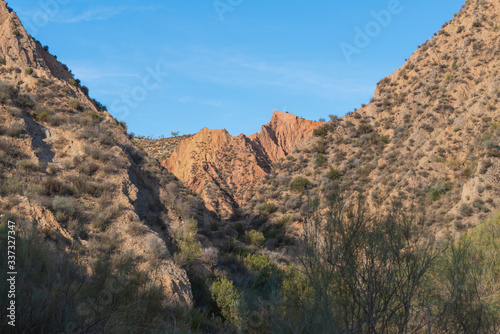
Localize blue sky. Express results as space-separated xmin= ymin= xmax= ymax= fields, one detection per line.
xmin=12 ymin=0 xmax=465 ymax=137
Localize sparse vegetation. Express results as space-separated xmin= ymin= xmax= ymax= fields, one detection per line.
xmin=313 ymin=126 xmax=328 ymax=138
xmin=258 ymin=202 xmax=277 ymax=215
xmin=428 ymin=181 xmax=451 ymax=201
xmin=326 ymin=168 xmax=341 ymax=181
xmin=0 ymin=223 xmax=197 ymax=333
xmin=290 ymin=177 xmax=312 ymax=193
xmin=118 ymin=120 xmax=127 ymax=132
xmin=175 ymin=219 xmax=202 ymax=265
xmin=246 ymin=229 xmax=266 ymax=246
xmin=211 ymin=277 xmax=245 ymax=329
xmin=68 ymin=98 xmax=80 ymax=110
xmin=2 ymin=1 xmax=500 ymax=332
xmin=36 ymin=110 xmax=50 ymax=122
xmin=314 ymin=153 xmax=327 ymax=165
xmin=459 ymin=204 xmax=474 ymax=217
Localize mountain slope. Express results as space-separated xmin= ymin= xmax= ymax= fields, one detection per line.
xmin=162 ymin=110 xmax=322 ymax=219
xmin=249 ymin=0 xmax=500 ymax=235
xmin=0 ymin=0 xmax=200 ymax=307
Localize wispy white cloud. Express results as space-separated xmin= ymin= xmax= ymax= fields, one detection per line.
xmin=161 ymin=46 xmax=373 ymax=99
xmin=63 ymin=5 xmax=161 ymax=23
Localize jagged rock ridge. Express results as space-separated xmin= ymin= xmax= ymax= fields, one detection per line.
xmin=163 ymin=111 xmax=322 ymax=218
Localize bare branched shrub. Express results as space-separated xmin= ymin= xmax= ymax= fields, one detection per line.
xmin=145 ymin=234 xmax=167 ymax=261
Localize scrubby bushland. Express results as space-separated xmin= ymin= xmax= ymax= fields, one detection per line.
xmin=0 ymin=221 xmax=198 ymax=333
xmin=286 ymin=192 xmax=441 ymax=333
xmin=431 ymin=213 xmax=500 ymax=333
xmin=278 ymin=190 xmax=500 ymax=333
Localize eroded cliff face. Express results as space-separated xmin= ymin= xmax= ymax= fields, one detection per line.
xmin=163 ymin=110 xmax=322 ymax=218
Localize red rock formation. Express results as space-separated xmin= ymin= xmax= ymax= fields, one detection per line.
xmin=163 ymin=110 xmax=322 ymax=218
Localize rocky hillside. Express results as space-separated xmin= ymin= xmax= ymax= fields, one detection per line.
xmin=0 ymin=0 xmax=201 ymax=307
xmin=1 ymin=0 xmax=499 ymax=332
xmin=162 ymin=110 xmax=322 ymax=219
xmin=246 ymin=0 xmax=500 ymax=238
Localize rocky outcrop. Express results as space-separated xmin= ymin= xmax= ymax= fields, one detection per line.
xmin=251 ymin=111 xmax=324 ymax=162
xmin=163 ymin=111 xmax=322 ymax=218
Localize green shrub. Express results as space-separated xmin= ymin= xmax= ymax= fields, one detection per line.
xmin=68 ymin=79 xmax=78 ymax=86
xmin=258 ymin=202 xmax=277 ymax=215
xmin=247 ymin=230 xmax=265 ymax=246
xmin=12 ymin=30 xmax=19 ymax=36
xmin=42 ymin=177 xmax=73 ymax=196
xmin=380 ymin=135 xmax=391 ymax=144
xmin=243 ymin=253 xmax=272 ymax=274
xmin=432 ymin=215 xmax=500 ymax=333
xmin=454 ymin=220 xmax=465 ymax=230
xmin=175 ymin=219 xmax=202 ymax=265
xmin=51 ymin=196 xmax=75 ymax=221
xmin=276 ymin=215 xmax=292 ymax=226
xmin=326 ymin=168 xmax=341 ymax=181
xmin=83 ymin=109 xmax=100 ymax=121
xmin=37 ymin=111 xmax=50 ymax=122
xmin=315 ymin=153 xmax=327 ymax=165
xmin=428 ymin=181 xmax=451 ymax=201
xmin=484 ymin=140 xmax=499 ymax=150
xmin=118 ymin=121 xmax=128 ymax=132
xmin=83 ymin=145 xmax=112 ymax=162
xmin=51 ymin=197 xmax=74 ymax=212
xmin=234 ymin=222 xmax=245 ymax=239
xmin=145 ymin=234 xmax=167 ymax=261
xmin=285 ymin=196 xmax=302 ymax=210
xmin=290 ymin=177 xmax=312 ymax=193
xmin=211 ymin=277 xmax=245 ymax=329
xmin=313 ymin=126 xmax=328 ymax=138
xmin=92 ymin=204 xmax=120 ymax=231
xmin=25 ymin=67 xmax=33 ymax=75
xmin=78 ymin=160 xmax=99 ymax=176
xmin=459 ymin=204 xmax=474 ymax=217
xmin=0 ymin=177 xmax=24 ymax=196
xmin=68 ymin=98 xmax=80 ymax=110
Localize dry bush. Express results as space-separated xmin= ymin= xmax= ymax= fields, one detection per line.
xmin=83 ymin=144 xmax=112 ymax=163
xmin=201 ymin=247 xmax=219 ymax=267
xmin=77 ymin=160 xmax=100 ymax=176
xmin=145 ymin=234 xmax=168 ymax=262
xmin=0 ymin=121 xmax=24 ymax=137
